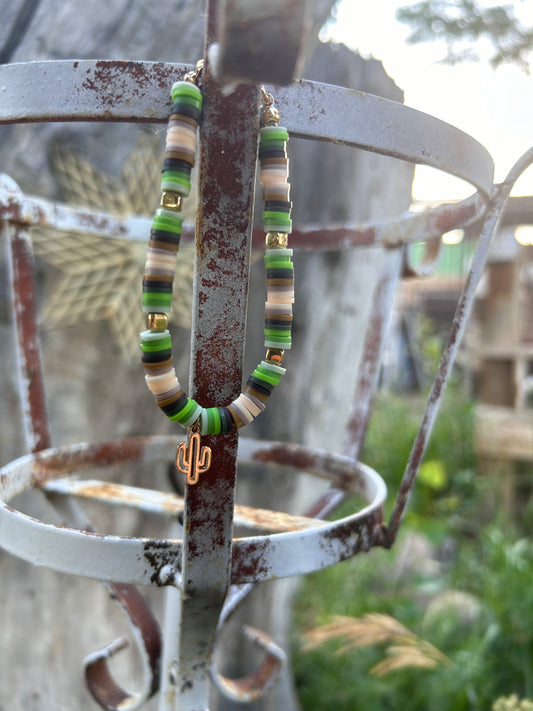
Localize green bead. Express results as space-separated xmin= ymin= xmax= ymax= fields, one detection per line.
xmin=171 ymin=94 xmax=202 ymax=110
xmin=263 ymin=224 xmax=292 ymax=234
xmin=260 ymin=126 xmax=289 ymax=142
xmin=265 ymin=338 xmax=292 ymax=349
xmin=264 ymin=328 xmax=291 ymax=338
xmin=160 ymin=178 xmax=191 ymax=196
xmin=254 ymin=366 xmax=282 ymax=386
xmin=263 ymin=211 xmax=292 ymax=224
xmin=140 ymin=331 xmax=172 ymax=351
xmin=260 ymin=360 xmax=286 ymax=376
xmin=162 ymin=169 xmax=191 ymax=181
xmin=157 ymin=208 xmax=184 ymax=221
xmin=259 ymin=140 xmax=286 ymax=150
xmin=264 ymin=257 xmax=293 ymax=268
xmin=265 ymin=252 xmax=294 ymax=258
xmin=152 ymin=215 xmax=183 ymax=233
xmin=169 ymin=397 xmax=196 ymax=424
xmin=142 ymin=293 xmax=173 ymax=310
xmin=171 ymin=81 xmax=203 ymax=102
xmin=206 ymin=407 xmax=222 ymax=435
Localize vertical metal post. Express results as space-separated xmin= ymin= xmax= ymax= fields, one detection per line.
xmin=160 ymin=2 xmax=260 ymax=708
xmin=342 ymin=248 xmax=404 ymax=460
xmin=6 ymin=224 xmax=51 ymax=453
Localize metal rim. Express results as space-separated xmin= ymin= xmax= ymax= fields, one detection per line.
xmin=0 ymin=59 xmax=494 ymax=196
xmin=0 ymin=435 xmax=386 ymax=585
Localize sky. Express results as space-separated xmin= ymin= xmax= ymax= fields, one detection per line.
xmin=323 ymin=0 xmax=533 ymax=203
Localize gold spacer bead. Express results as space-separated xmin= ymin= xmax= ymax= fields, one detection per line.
xmin=161 ymin=191 xmax=182 ymax=211
xmin=146 ymin=313 xmax=168 ymax=331
xmin=265 ymin=348 xmax=285 ymax=366
xmin=266 ymin=232 xmax=288 ymax=249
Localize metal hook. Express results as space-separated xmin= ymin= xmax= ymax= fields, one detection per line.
xmin=84 ymin=582 xmax=161 ymax=711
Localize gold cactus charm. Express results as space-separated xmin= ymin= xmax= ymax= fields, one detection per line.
xmin=176 ymin=428 xmax=212 ymax=485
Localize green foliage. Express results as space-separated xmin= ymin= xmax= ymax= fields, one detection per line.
xmin=293 ymin=381 xmax=533 ymax=710
xmin=361 ymin=387 xmax=478 ymax=540
xmin=294 ymin=526 xmax=533 ymax=710
xmin=396 ymin=0 xmax=533 ymax=71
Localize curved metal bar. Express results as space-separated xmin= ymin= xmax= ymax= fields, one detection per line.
xmin=0 ymin=436 xmax=386 ymax=585
xmin=210 ymin=625 xmax=286 ymax=704
xmin=0 ymin=60 xmax=493 ymax=195
xmin=270 ymin=81 xmax=494 ymax=198
xmin=84 ymin=582 xmax=161 ymax=711
xmin=384 ymin=145 xmax=533 ymax=545
xmin=0 ymin=60 xmax=191 ymax=123
xmin=0 ymin=172 xmax=485 ymax=254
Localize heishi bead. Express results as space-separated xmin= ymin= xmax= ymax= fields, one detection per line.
xmin=260 ymin=359 xmax=286 ymax=376
xmin=243 ymin=391 xmax=266 ymax=412
xmin=263 ymin=184 xmax=290 ymax=202
xmin=236 ymin=392 xmax=262 ymax=418
xmin=142 ymin=357 xmax=173 ymax=374
xmin=171 ymin=80 xmax=203 ymax=102
xmin=142 ymin=293 xmax=172 ymax=313
xmin=169 ymin=98 xmax=202 ymax=114
xmin=168 ymin=114 xmax=199 ymax=129
xmin=169 ymin=398 xmax=203 ymax=427
xmin=260 ymin=168 xmax=288 ymax=183
xmin=260 ymin=126 xmax=289 ymax=141
xmin=227 ymin=397 xmax=254 ymax=428
xmin=161 ymin=173 xmax=192 ymax=197
xmin=170 ymin=104 xmax=201 ymax=123
xmin=265 ymin=302 xmax=293 ymax=317
xmin=146 ymin=246 xmax=178 ymax=266
xmin=140 ymin=86 xmax=295 ymax=436
xmin=218 ymin=407 xmax=234 ymax=433
xmin=145 ymin=369 xmax=179 ymax=395
xmin=244 ymin=368 xmax=273 ymax=400
xmin=166 ymin=147 xmax=196 ymax=164
xmin=199 ymin=407 xmax=222 ymax=435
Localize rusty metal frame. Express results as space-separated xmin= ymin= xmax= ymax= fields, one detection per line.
xmin=0 ymin=34 xmax=529 ymax=711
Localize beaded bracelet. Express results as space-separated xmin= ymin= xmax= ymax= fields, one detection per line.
xmin=140 ymin=65 xmax=293 ymax=484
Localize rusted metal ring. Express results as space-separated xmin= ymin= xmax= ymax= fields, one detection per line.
xmin=0 ymin=435 xmax=386 ymax=585
xmin=0 ymin=60 xmax=494 ymax=196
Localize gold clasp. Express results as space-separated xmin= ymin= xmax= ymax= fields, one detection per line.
xmin=184 ymin=59 xmax=205 ymax=87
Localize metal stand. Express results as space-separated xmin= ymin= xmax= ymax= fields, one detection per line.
xmin=1 ymin=13 xmax=532 ymax=710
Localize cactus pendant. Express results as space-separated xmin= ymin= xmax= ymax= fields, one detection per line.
xmin=176 ymin=427 xmax=212 ymax=485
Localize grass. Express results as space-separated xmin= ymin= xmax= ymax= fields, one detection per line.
xmin=292 ymin=386 xmax=533 ymax=710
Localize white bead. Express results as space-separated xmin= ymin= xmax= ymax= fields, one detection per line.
xmin=145 ymin=369 xmax=180 ymax=395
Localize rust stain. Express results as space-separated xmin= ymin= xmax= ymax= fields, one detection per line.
xmin=231 ymin=537 xmax=272 ymax=581
xmin=143 ymin=539 xmax=181 ymax=586
xmin=32 ymin=437 xmax=147 ymax=487
xmin=10 ymin=227 xmax=51 ymax=453
xmin=251 ymin=444 xmax=359 ymax=492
